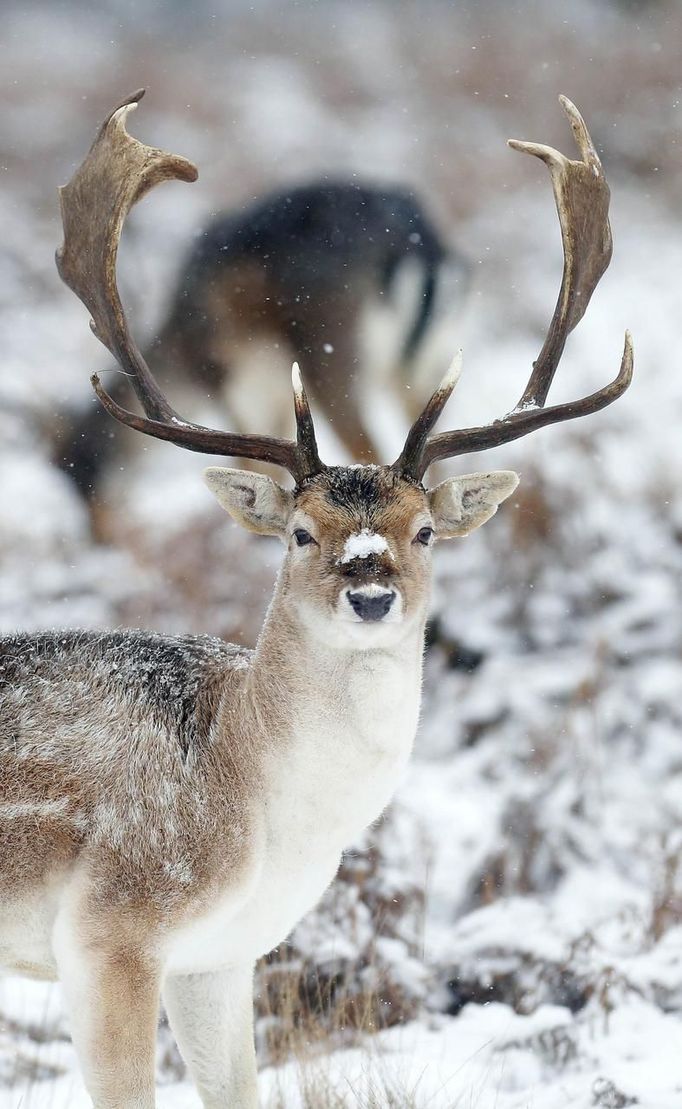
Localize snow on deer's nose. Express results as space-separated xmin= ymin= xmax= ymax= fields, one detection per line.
xmin=336 ymin=529 xmax=396 ymax=579
xmin=338 ymin=529 xmax=392 ymax=565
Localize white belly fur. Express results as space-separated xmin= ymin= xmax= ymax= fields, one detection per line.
xmin=164 ymin=650 xmax=420 ymax=976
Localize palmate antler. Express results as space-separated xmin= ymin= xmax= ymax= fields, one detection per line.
xmin=56 ymin=89 xmax=323 ymax=485
xmin=57 ymin=92 xmax=632 ymax=487
xmin=393 ymin=95 xmax=633 ymax=481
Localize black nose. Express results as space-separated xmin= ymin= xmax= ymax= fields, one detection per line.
xmin=346 ymin=590 xmax=396 ymax=622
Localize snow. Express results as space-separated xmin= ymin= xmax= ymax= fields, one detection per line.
xmin=2 ymin=0 xmax=682 ymax=1105
xmin=338 ymin=529 xmax=391 ymax=564
xmin=3 ymin=993 xmax=681 ymax=1108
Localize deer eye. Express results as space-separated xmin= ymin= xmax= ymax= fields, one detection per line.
xmin=294 ymin=528 xmax=314 ymax=547
xmin=415 ymin=526 xmax=433 ymax=546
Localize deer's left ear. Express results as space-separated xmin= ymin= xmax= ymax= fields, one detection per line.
xmin=427 ymin=471 xmax=519 ymax=538
xmin=204 ymin=468 xmax=294 ymax=538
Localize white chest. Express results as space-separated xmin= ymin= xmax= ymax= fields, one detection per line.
xmin=164 ymin=648 xmax=421 ymax=976
xmin=276 ymin=650 xmax=421 ymax=840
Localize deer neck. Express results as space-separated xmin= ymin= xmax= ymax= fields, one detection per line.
xmin=245 ymin=572 xmax=426 ymax=769
xmin=234 ymin=574 xmax=425 ymax=846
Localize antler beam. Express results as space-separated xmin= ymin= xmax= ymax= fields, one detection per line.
xmin=56 ymin=90 xmax=324 ymax=484
xmin=394 ymin=95 xmax=633 ymax=482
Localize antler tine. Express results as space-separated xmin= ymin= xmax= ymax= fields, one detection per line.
xmin=291 ymin=362 xmax=323 ymax=480
xmin=57 ymin=91 xmax=325 ymax=484
xmin=418 ymin=331 xmax=632 ymax=469
xmin=392 ymin=350 xmax=462 ymax=477
xmin=394 ymin=96 xmax=632 ymax=482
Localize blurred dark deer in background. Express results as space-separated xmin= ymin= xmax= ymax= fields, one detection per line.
xmin=56 ymin=179 xmax=468 ymax=500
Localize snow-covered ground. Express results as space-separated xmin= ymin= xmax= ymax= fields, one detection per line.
xmin=1 ymin=1 xmax=681 ymax=1105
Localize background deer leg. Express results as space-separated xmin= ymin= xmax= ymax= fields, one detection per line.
xmin=162 ymin=963 xmax=258 ymax=1109
xmin=53 ymin=905 xmax=161 ymax=1109
xmin=292 ymin=321 xmax=380 ymax=464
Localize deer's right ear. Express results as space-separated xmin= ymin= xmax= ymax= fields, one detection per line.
xmin=203 ymin=468 xmax=294 ymax=538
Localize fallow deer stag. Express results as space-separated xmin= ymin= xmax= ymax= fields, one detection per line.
xmin=1 ymin=91 xmax=631 ymax=1108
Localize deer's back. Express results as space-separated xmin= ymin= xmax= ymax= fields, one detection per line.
xmin=185 ymin=181 xmax=445 ymax=290
xmin=0 ymin=630 xmax=253 ymax=901
xmin=160 ymin=180 xmax=448 ymax=375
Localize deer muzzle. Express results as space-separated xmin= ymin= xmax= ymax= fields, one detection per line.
xmin=345 ymin=587 xmax=397 ymax=622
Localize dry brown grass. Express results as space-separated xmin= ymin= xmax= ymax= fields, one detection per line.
xmin=255 ymin=832 xmax=429 ymax=1067
xmin=649 ymin=836 xmax=682 ymax=942
xmin=265 ymin=1055 xmax=435 ymax=1109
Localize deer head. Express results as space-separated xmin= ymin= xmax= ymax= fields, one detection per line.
xmin=57 ymin=91 xmax=632 ymax=649
xmin=203 ymin=446 xmax=517 ymax=647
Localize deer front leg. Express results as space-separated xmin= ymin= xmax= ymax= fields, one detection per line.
xmin=53 ymin=907 xmax=161 ymax=1109
xmin=162 ymin=963 xmax=258 ymax=1108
